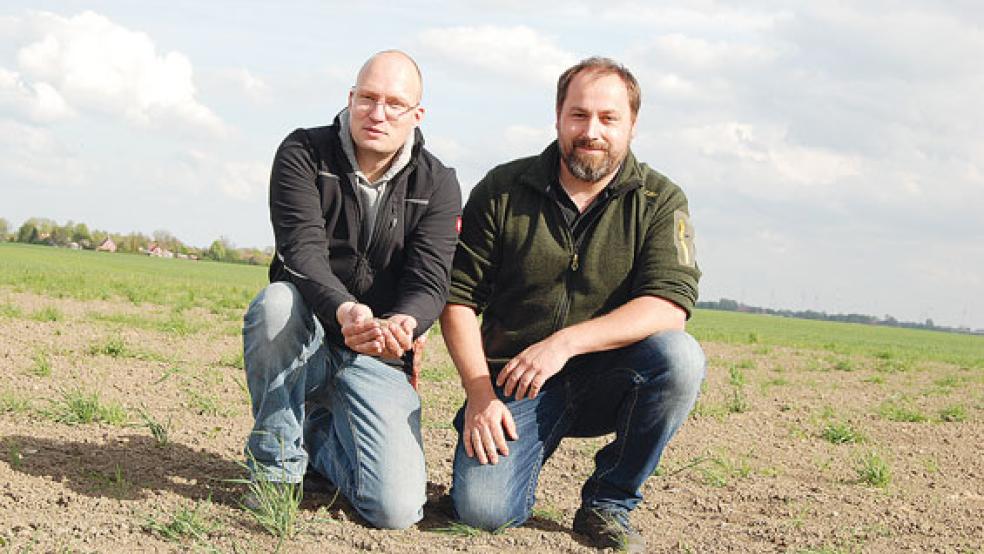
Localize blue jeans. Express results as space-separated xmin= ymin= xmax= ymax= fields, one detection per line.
xmin=451 ymin=331 xmax=705 ymax=530
xmin=243 ymin=282 xmax=426 ymax=529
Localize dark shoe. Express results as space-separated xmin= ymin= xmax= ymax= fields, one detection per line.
xmin=302 ymin=469 xmax=337 ymax=495
xmin=573 ymin=507 xmax=645 ymax=552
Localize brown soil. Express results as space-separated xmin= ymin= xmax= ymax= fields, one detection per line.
xmin=1 ymin=289 xmax=981 ymax=553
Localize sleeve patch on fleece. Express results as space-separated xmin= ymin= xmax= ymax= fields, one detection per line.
xmin=673 ymin=210 xmax=696 ymax=268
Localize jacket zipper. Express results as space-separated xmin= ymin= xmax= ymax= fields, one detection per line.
xmin=548 ymin=182 xmax=639 ymax=333
xmin=365 ymin=160 xmax=417 ymax=262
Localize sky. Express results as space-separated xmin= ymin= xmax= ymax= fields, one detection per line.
xmin=1 ymin=1 xmax=982 ymax=330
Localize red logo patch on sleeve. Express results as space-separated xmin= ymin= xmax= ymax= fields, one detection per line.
xmin=455 ymin=216 xmax=462 ymax=234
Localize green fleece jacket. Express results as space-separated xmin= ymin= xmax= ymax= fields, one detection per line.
xmin=448 ymin=141 xmax=700 ymax=366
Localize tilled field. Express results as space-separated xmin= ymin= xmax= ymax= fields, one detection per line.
xmin=1 ymin=289 xmax=981 ymax=553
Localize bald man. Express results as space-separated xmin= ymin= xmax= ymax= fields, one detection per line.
xmin=242 ymin=51 xmax=461 ymax=529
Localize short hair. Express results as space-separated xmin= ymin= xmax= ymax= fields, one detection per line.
xmin=555 ymin=57 xmax=641 ymax=118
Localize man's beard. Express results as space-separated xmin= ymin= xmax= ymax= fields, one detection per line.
xmin=561 ymin=137 xmax=624 ymax=183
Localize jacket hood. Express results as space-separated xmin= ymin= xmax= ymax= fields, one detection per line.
xmin=331 ymin=109 xmax=426 ymax=159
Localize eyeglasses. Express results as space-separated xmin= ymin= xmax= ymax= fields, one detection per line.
xmin=351 ymin=89 xmax=419 ymax=121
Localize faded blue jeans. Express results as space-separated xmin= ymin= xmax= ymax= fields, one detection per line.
xmin=451 ymin=331 xmax=705 ymax=530
xmin=243 ymin=281 xmax=426 ymax=529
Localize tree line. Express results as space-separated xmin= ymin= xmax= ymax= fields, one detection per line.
xmin=697 ymin=298 xmax=981 ymax=335
xmin=0 ymin=217 xmax=272 ymax=267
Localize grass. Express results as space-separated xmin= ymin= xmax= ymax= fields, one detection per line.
xmin=88 ymin=336 xmax=130 ymax=358
xmin=821 ymin=421 xmax=865 ymax=444
xmin=877 ymin=399 xmax=927 ymax=423
xmin=186 ymin=389 xmax=229 ymax=417
xmin=434 ymin=521 xmax=485 ymax=537
xmin=29 ymin=350 xmax=52 ymax=377
xmin=937 ymin=405 xmax=967 ymax=422
xmin=87 ymin=463 xmax=133 ymax=497
xmin=31 ymin=305 xmax=62 ymax=322
xmin=0 ymin=391 xmax=31 ymax=414
xmin=46 ymin=389 xmax=128 ymax=426
xmin=89 ymin=311 xmax=207 ymax=337
xmin=137 ymin=407 xmax=172 ymax=447
xmin=144 ymin=499 xmax=220 ymax=543
xmin=855 ymin=451 xmax=892 ymax=488
xmin=727 ymin=388 xmax=749 ymax=414
xmin=4 ymin=438 xmax=23 ymax=469
xmin=218 ymin=350 xmax=244 ymax=370
xmin=235 ymin=471 xmax=302 ymax=544
xmin=689 ymin=309 xmax=984 ymax=369
xmin=531 ymin=503 xmax=564 ymax=523
xmin=0 ymin=301 xmax=22 ymax=318
xmin=0 ymin=243 xmax=264 ymax=316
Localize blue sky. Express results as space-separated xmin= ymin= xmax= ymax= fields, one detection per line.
xmin=2 ymin=2 xmax=982 ymax=329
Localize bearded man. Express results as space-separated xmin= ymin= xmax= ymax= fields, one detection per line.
xmin=439 ymin=57 xmax=705 ymax=551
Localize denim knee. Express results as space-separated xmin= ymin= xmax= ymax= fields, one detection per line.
xmin=643 ymin=330 xmax=706 ymax=392
xmin=358 ymin=489 xmax=425 ymax=529
xmin=243 ymin=282 xmax=319 ymax=377
xmin=453 ymin=485 xmax=523 ymax=531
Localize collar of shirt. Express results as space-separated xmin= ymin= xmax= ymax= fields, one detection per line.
xmin=338 ymin=108 xmax=415 ymax=187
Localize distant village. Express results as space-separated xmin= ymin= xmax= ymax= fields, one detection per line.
xmin=0 ymin=216 xmax=273 ymax=266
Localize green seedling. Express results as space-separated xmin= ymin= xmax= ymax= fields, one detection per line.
xmin=855 ymin=451 xmax=891 ymax=488
xmin=47 ymin=389 xmax=128 ymax=426
xmin=821 ymin=421 xmax=865 ymax=444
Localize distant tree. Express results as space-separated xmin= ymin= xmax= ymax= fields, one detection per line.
xmin=152 ymin=229 xmax=183 ymax=252
xmin=17 ymin=220 xmax=39 ymax=243
xmin=206 ymin=238 xmax=228 ymax=262
xmin=115 ymin=232 xmax=149 ymax=253
xmin=0 ymin=218 xmax=9 ymax=240
xmin=72 ymin=223 xmax=92 ymax=246
xmin=90 ymin=229 xmax=108 ymax=248
xmin=50 ymin=223 xmax=73 ymax=246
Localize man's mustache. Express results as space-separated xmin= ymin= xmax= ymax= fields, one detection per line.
xmin=573 ymin=137 xmax=609 ymax=151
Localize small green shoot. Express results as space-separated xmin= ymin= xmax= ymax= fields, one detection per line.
xmin=89 ymin=337 xmax=129 ymax=358
xmin=31 ymin=306 xmax=61 ymax=322
xmin=878 ymin=400 xmax=926 ymax=423
xmin=821 ymin=422 xmax=865 ymax=444
xmin=47 ymin=389 xmax=128 ymax=426
xmin=0 ymin=392 xmax=31 ymax=414
xmin=137 ymin=407 xmax=172 ymax=447
xmin=937 ymin=405 xmax=966 ymax=423
xmin=855 ymin=451 xmax=891 ymax=488
xmin=434 ymin=521 xmax=485 ymax=537
xmin=727 ymin=388 xmax=749 ymax=413
xmin=30 ymin=350 xmax=52 ymax=377
xmin=144 ymin=499 xmax=219 ymax=543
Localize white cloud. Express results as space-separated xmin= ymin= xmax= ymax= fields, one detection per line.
xmin=599 ymin=3 xmax=791 ymax=33
xmin=0 ymin=119 xmax=89 ymax=186
xmin=0 ymin=67 xmax=74 ymax=121
xmin=221 ymin=67 xmax=273 ymax=104
xmin=10 ymin=10 xmax=225 ymax=134
xmin=641 ymin=33 xmax=778 ymax=71
xmin=681 ymin=121 xmax=861 ymax=187
xmin=219 ymin=161 xmax=268 ymax=202
xmin=418 ymin=25 xmax=576 ymax=85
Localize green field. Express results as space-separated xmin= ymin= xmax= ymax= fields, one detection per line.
xmin=4 ymin=241 xmax=980 ymax=368
xmin=0 ymin=242 xmax=266 ymax=316
xmin=689 ymin=308 xmax=984 ymax=369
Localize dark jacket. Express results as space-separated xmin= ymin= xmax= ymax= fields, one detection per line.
xmin=268 ymin=114 xmax=462 ymax=347
xmin=447 ymin=142 xmax=700 ymax=366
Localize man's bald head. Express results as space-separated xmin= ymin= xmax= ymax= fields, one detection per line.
xmin=356 ymin=50 xmax=423 ymax=104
